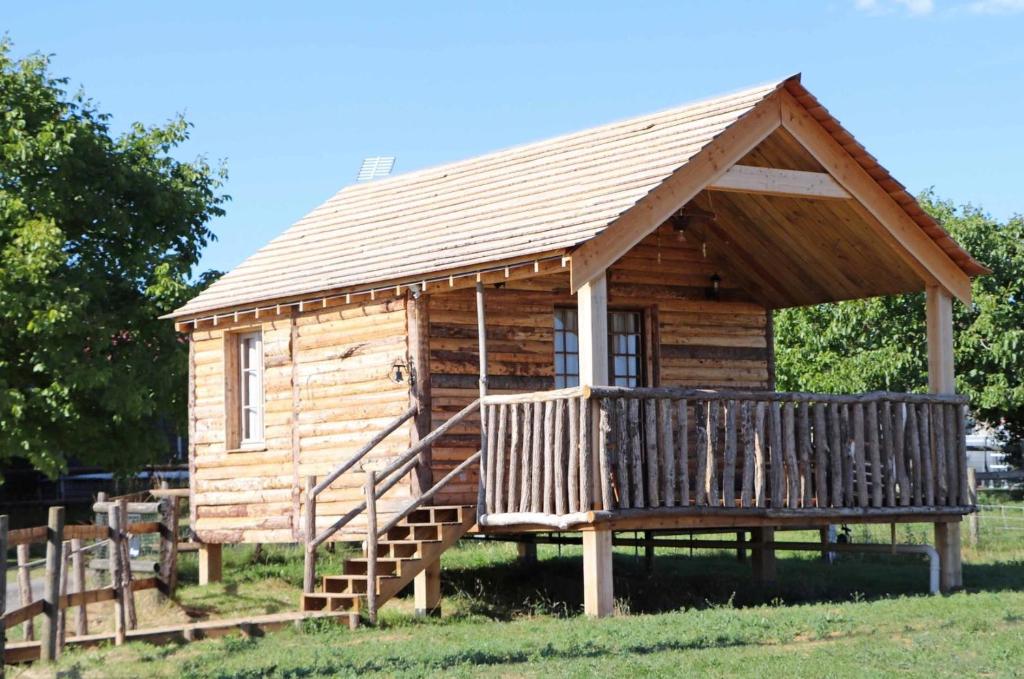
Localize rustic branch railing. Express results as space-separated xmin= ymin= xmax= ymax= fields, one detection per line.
xmin=479 ymin=387 xmax=970 ymax=521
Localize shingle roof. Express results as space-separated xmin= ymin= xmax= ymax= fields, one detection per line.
xmin=172 ymin=74 xmax=985 ymax=319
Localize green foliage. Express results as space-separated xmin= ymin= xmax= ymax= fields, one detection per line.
xmin=775 ymin=192 xmax=1024 ymax=459
xmin=0 ymin=38 xmax=226 ymax=476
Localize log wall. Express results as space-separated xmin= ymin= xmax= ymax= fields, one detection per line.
xmin=430 ymin=224 xmax=771 ymax=504
xmin=189 ymin=295 xmax=414 ymax=544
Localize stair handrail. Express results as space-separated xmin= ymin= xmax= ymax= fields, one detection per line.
xmin=303 ymin=397 xmax=481 ymax=593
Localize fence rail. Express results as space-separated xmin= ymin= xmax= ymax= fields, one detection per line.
xmin=479 ymin=387 xmax=971 ymax=519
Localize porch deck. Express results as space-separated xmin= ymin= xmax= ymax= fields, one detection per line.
xmin=475 ymin=386 xmax=971 ymax=532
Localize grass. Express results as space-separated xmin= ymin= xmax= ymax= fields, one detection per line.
xmin=12 ymin=504 xmax=1024 ymax=678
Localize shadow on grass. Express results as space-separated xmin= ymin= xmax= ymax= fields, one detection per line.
xmin=410 ymin=549 xmax=1024 ymax=620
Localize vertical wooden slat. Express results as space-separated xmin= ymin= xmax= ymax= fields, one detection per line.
xmin=542 ymin=400 xmax=555 ymax=514
xmin=881 ymin=401 xmax=896 ymax=507
xmin=723 ymin=400 xmax=737 ymax=507
xmin=568 ymin=397 xmax=581 ymax=514
xmin=706 ymin=400 xmax=720 ymax=506
xmin=645 ymin=398 xmax=660 ymax=507
xmin=18 ymin=543 xmax=35 ymax=641
xmin=676 ymin=399 xmax=690 ymax=507
xmin=783 ymin=403 xmax=800 ymax=509
xmin=628 ymin=398 xmax=644 ymax=508
xmin=740 ymin=401 xmax=755 ymax=508
xmin=57 ymin=540 xmax=70 ymax=651
xmin=769 ymin=401 xmax=783 ymax=508
xmin=907 ymin=403 xmax=923 ymax=506
xmin=579 ymin=397 xmax=594 ymax=511
xmin=893 ymin=402 xmax=910 ymax=506
xmin=71 ymin=538 xmax=88 ymax=637
xmin=841 ymin=404 xmax=854 ymax=506
xmin=486 ymin=404 xmax=499 ymax=514
xmin=867 ymin=401 xmax=882 ymax=508
xmin=508 ymin=404 xmax=522 ymax=513
xmin=828 ymin=402 xmax=843 ymax=508
xmin=797 ymin=401 xmax=812 ymax=507
xmin=660 ymin=398 xmax=676 ymax=507
xmin=495 ymin=403 xmax=509 ymax=514
xmin=531 ymin=402 xmax=544 ymax=513
xmin=695 ymin=401 xmax=708 ymax=506
xmin=598 ymin=398 xmax=615 ymax=511
xmin=945 ymin=403 xmax=960 ymax=507
xmin=853 ymin=403 xmax=868 ymax=508
xmin=615 ymin=398 xmax=631 ymax=509
xmin=519 ymin=403 xmax=533 ymax=513
xmin=932 ymin=403 xmax=948 ymax=506
xmin=957 ymin=403 xmax=970 ymax=506
xmin=813 ymin=402 xmax=828 ymax=508
xmin=553 ymin=400 xmax=567 ymax=515
xmin=917 ymin=403 xmax=934 ymax=507
xmin=754 ymin=402 xmax=767 ymax=508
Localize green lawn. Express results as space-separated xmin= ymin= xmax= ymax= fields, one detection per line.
xmin=13 ymin=505 xmax=1024 ymax=678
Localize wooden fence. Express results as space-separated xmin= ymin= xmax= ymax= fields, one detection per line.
xmin=1 ymin=493 xmax=180 ymax=665
xmin=479 ymin=387 xmax=971 ymax=519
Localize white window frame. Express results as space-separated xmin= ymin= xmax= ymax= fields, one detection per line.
xmin=236 ymin=330 xmax=264 ymax=447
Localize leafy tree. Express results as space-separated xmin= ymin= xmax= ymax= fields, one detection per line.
xmin=0 ymin=39 xmax=226 ymax=477
xmin=775 ymin=192 xmax=1024 ymax=463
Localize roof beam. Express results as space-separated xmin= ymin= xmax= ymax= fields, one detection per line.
xmin=777 ymin=90 xmax=972 ymax=303
xmin=569 ymin=91 xmax=784 ymax=292
xmin=709 ymin=165 xmax=850 ymax=200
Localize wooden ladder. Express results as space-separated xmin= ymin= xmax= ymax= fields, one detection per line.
xmin=300 ymin=504 xmax=475 ymax=616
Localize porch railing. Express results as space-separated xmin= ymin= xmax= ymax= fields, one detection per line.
xmin=478 ymin=387 xmax=970 ymax=523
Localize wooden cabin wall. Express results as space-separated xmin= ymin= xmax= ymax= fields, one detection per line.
xmin=188 ymin=295 xmax=414 ymax=544
xmin=428 ymin=223 xmax=771 ymax=505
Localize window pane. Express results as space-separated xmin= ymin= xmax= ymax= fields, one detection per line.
xmin=566 ymin=333 xmax=578 ymax=352
xmin=567 ymin=355 xmax=578 ymax=376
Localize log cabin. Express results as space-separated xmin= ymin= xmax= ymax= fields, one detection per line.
xmin=167 ymin=74 xmax=987 ymax=619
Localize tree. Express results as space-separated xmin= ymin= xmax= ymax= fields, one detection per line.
xmin=0 ymin=39 xmax=226 ymax=477
xmin=775 ymin=191 xmax=1024 ymax=462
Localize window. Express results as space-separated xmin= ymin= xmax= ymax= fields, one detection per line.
xmin=609 ymin=311 xmax=644 ymax=387
xmin=554 ymin=308 xmax=580 ymax=388
xmin=234 ymin=331 xmax=264 ymax=446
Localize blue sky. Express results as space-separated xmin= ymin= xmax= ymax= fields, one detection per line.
xmin=5 ymin=1 xmax=1023 ymax=275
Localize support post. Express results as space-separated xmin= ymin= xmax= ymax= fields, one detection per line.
xmin=71 ymin=538 xmax=88 ymax=637
xmin=158 ymin=495 xmax=180 ymax=597
xmin=582 ymin=529 xmax=614 ymax=617
xmin=303 ymin=475 xmax=316 ymax=594
xmin=966 ymin=467 xmax=978 ymax=547
xmin=736 ymin=531 xmax=747 ymax=561
xmin=40 ymin=505 xmax=65 ymax=662
xmin=414 ymin=559 xmax=442 ymax=617
xmin=107 ymin=504 xmax=126 ymax=645
xmin=476 ymin=281 xmax=489 ymax=516
xmin=118 ymin=499 xmax=137 ymax=631
xmin=365 ymin=470 xmax=378 ymax=626
xmin=198 ymin=543 xmax=223 ymax=586
xmin=517 ymin=541 xmax=538 ymax=566
xmin=751 ymin=526 xmax=776 ymax=584
xmin=644 ymin=530 xmax=655 ymax=574
xmin=926 ymin=286 xmax=961 ymax=589
xmin=17 ymin=543 xmax=34 ymax=641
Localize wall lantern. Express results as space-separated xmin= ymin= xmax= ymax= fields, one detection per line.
xmin=706 ymin=273 xmax=722 ymax=301
xmin=390 ymin=359 xmax=416 ymax=386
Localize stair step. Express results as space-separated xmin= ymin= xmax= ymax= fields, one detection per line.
xmin=344 ymin=556 xmax=421 ymax=577
xmin=301 ymin=592 xmax=362 ymax=613
xmin=386 ymin=524 xmax=442 ymax=541
xmin=379 ymin=539 xmax=440 ymax=558
xmin=323 ymin=573 xmax=398 ymax=595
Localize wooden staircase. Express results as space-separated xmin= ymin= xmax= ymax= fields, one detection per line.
xmin=300 ymin=504 xmax=475 ymax=615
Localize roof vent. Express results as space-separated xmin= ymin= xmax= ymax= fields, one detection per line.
xmin=356 ymin=156 xmax=396 ymax=182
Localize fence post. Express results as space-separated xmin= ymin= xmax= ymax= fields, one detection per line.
xmin=966 ymin=467 xmax=979 ymax=547
xmin=40 ymin=505 xmax=65 ymax=662
xmin=158 ymin=496 xmax=180 ymax=597
xmin=56 ymin=540 xmax=70 ymax=651
xmin=71 ymin=538 xmax=88 ymax=636
xmin=118 ymin=499 xmax=138 ymax=630
xmin=303 ymin=476 xmax=317 ymax=594
xmin=17 ymin=543 xmax=34 ymax=641
xmin=1 ymin=515 xmax=7 ymax=669
xmin=365 ymin=470 xmax=378 ymax=626
xmin=107 ymin=503 xmax=126 ymax=645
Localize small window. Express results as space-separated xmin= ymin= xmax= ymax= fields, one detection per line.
xmin=609 ymin=311 xmax=644 ymax=387
xmin=554 ymin=308 xmax=580 ymax=388
xmin=235 ymin=331 xmax=264 ymax=446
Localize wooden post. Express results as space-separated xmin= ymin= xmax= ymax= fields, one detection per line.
xmin=644 ymin=530 xmax=655 ymax=574
xmin=107 ymin=503 xmax=126 ymax=646
xmin=303 ymin=476 xmax=316 ymax=593
xmin=414 ymin=560 xmax=441 ymax=617
xmin=517 ymin=541 xmax=538 ymax=566
xmin=198 ymin=543 xmax=223 ymax=586
xmin=71 ymin=538 xmax=88 ymax=637
xmin=56 ymin=540 xmax=70 ymax=650
xmin=159 ymin=495 xmax=180 ymax=597
xmin=365 ymin=470 xmax=378 ymax=625
xmin=17 ymin=543 xmax=34 ymax=641
xmin=407 ymin=290 xmax=433 ymax=496
xmin=927 ymin=285 xmax=961 ymax=588
xmin=582 ymin=529 xmax=613 ymax=617
xmin=40 ymin=505 xmax=65 ymax=662
xmin=476 ymin=281 xmax=489 ymax=516
xmin=578 ymin=272 xmax=613 ymax=617
xmin=118 ymin=500 xmax=137 ymax=631
xmin=751 ymin=526 xmax=776 ymax=584
xmin=966 ymin=467 xmax=979 ymax=547
xmin=0 ymin=515 xmax=6 ymax=669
